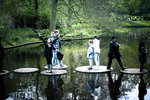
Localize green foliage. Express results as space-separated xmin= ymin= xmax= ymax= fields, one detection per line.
xmin=122 ymin=21 xmax=150 ymax=26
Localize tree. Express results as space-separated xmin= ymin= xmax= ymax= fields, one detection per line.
xmin=50 ymin=0 xmax=58 ymax=32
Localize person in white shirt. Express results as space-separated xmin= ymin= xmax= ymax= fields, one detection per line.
xmin=93 ymin=35 xmax=100 ymax=67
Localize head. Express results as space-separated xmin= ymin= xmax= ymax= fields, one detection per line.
xmin=47 ymin=38 xmax=51 ymax=43
xmin=88 ymin=40 xmax=93 ymax=45
xmin=139 ymin=41 xmax=145 ymax=47
xmin=94 ymin=35 xmax=98 ymax=39
xmin=111 ymin=35 xmax=118 ymax=42
xmin=51 ymin=32 xmax=55 ymax=36
xmin=54 ymin=30 xmax=59 ymax=36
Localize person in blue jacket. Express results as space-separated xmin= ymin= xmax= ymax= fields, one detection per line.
xmin=51 ymin=30 xmax=63 ymax=67
xmin=87 ymin=40 xmax=94 ymax=70
xmin=139 ymin=41 xmax=147 ymax=72
xmin=38 ymin=33 xmax=58 ymax=73
xmin=107 ymin=35 xmax=126 ymax=70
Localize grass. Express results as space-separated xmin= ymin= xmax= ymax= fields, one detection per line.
xmin=2 ymin=20 xmax=150 ymax=47
xmin=122 ymin=20 xmax=150 ymax=26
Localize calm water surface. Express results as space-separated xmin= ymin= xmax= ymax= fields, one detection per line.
xmin=1 ymin=32 xmax=150 ymax=100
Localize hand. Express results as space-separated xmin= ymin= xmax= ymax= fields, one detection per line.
xmin=113 ymin=55 xmax=116 ymax=58
xmin=145 ymin=49 xmax=147 ymax=53
xmin=37 ymin=33 xmax=41 ymax=36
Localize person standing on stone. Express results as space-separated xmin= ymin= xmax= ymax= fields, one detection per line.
xmin=87 ymin=40 xmax=94 ymax=70
xmin=0 ymin=35 xmax=4 ymax=73
xmin=139 ymin=41 xmax=147 ymax=72
xmin=93 ymin=35 xmax=100 ymax=67
xmin=51 ymin=30 xmax=63 ymax=67
xmin=107 ymin=35 xmax=126 ymax=70
xmin=37 ymin=33 xmax=58 ymax=73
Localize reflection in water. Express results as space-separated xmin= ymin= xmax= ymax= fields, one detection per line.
xmin=107 ymin=72 xmax=124 ymax=100
xmin=1 ymin=30 xmax=150 ymax=99
xmin=87 ymin=74 xmax=101 ymax=99
xmin=46 ymin=75 xmax=64 ymax=100
xmin=0 ymin=76 xmax=8 ymax=100
xmin=138 ymin=75 xmax=147 ymax=100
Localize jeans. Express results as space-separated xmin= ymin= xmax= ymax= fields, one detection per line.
xmin=52 ymin=50 xmax=63 ymax=66
xmin=94 ymin=53 xmax=100 ymax=66
xmin=89 ymin=58 xmax=93 ymax=68
xmin=52 ymin=50 xmax=57 ymax=65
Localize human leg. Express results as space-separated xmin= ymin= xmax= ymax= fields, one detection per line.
xmin=58 ymin=59 xmax=63 ymax=67
xmin=52 ymin=50 xmax=57 ymax=66
xmin=88 ymin=58 xmax=93 ymax=70
xmin=116 ymin=57 xmax=126 ymax=70
xmin=94 ymin=53 xmax=100 ymax=66
xmin=46 ymin=57 xmax=52 ymax=73
xmin=107 ymin=57 xmax=113 ymax=69
xmin=140 ymin=61 xmax=144 ymax=72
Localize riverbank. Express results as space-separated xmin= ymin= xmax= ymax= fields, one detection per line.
xmin=2 ymin=20 xmax=150 ymax=48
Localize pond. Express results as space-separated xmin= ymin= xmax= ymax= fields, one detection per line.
xmin=1 ymin=29 xmax=150 ymax=100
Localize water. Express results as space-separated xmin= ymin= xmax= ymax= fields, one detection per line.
xmin=1 ymin=30 xmax=150 ymax=100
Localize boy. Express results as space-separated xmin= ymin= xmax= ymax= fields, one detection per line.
xmin=87 ymin=40 xmax=94 ymax=70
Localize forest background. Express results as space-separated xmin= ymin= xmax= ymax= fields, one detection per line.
xmin=0 ymin=0 xmax=150 ymax=46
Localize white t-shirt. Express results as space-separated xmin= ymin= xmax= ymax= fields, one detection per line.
xmin=93 ymin=38 xmax=100 ymax=53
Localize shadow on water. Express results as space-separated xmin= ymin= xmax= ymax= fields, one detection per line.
xmin=1 ymin=28 xmax=150 ymax=99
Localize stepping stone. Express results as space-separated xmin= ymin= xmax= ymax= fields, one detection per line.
xmin=120 ymin=68 xmax=147 ymax=75
xmin=44 ymin=65 xmax=68 ymax=70
xmin=75 ymin=66 xmax=112 ymax=74
xmin=13 ymin=68 xmax=39 ymax=73
xmin=41 ymin=70 xmax=67 ymax=76
xmin=0 ymin=70 xmax=9 ymax=75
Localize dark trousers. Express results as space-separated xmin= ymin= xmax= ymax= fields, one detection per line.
xmin=107 ymin=56 xmax=124 ymax=70
xmin=140 ymin=61 xmax=144 ymax=72
xmin=46 ymin=57 xmax=52 ymax=65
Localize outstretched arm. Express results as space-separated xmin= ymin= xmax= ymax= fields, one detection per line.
xmin=37 ymin=33 xmax=46 ymax=45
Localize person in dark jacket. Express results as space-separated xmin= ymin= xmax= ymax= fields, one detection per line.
xmin=38 ymin=33 xmax=58 ymax=73
xmin=139 ymin=41 xmax=147 ymax=72
xmin=107 ymin=35 xmax=126 ymax=70
xmin=0 ymin=35 xmax=4 ymax=73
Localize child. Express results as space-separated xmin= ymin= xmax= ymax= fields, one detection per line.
xmin=139 ymin=41 xmax=147 ymax=72
xmin=87 ymin=40 xmax=94 ymax=70
xmin=38 ymin=33 xmax=58 ymax=73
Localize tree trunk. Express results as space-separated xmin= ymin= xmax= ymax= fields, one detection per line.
xmin=68 ymin=0 xmax=72 ymax=21
xmin=50 ymin=0 xmax=58 ymax=32
xmin=34 ymin=0 xmax=39 ymax=29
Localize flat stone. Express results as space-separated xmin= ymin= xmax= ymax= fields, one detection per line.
xmin=120 ymin=68 xmax=147 ymax=75
xmin=44 ymin=65 xmax=68 ymax=70
xmin=41 ymin=70 xmax=67 ymax=76
xmin=75 ymin=66 xmax=111 ymax=74
xmin=0 ymin=70 xmax=9 ymax=75
xmin=13 ymin=68 xmax=39 ymax=73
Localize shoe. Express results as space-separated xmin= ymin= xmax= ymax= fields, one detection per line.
xmin=47 ymin=70 xmax=52 ymax=73
xmin=140 ymin=70 xmax=143 ymax=72
xmin=88 ymin=67 xmax=93 ymax=70
xmin=107 ymin=67 xmax=110 ymax=69
xmin=122 ymin=66 xmax=127 ymax=70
